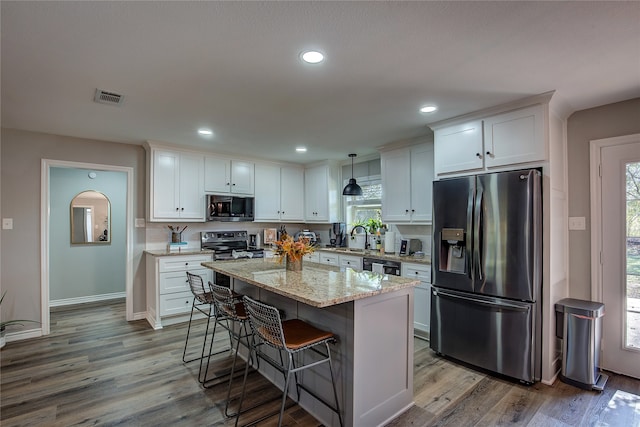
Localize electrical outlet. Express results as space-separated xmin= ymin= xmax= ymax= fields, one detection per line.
xmin=135 ymin=218 xmax=146 ymax=228
xmin=568 ymin=216 xmax=586 ymax=230
xmin=2 ymin=218 xmax=13 ymax=230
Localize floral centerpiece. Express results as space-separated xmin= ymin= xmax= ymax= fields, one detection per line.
xmin=274 ymin=234 xmax=315 ymax=271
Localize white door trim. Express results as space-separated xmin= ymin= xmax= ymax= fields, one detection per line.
xmin=590 ymin=133 xmax=640 ymax=302
xmin=40 ymin=159 xmax=134 ymax=335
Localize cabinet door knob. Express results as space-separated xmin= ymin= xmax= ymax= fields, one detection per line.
xmin=226 ymin=182 xmax=230 ymax=186
xmin=181 ymin=207 xmax=184 ymax=211
xmin=232 ymin=183 xmax=236 ymax=186
xmin=476 ymin=152 xmax=482 ymax=158
xmin=486 ymin=151 xmax=492 ymax=156
xmin=176 ymin=207 xmax=179 ymax=211
xmin=405 ymin=209 xmax=410 ymax=213
xmin=411 ymin=209 xmax=415 ymax=213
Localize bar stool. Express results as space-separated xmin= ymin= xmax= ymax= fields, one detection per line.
xmin=206 ymin=282 xmax=255 ymax=417
xmin=236 ymin=296 xmax=343 ymax=427
xmin=183 ymin=272 xmax=233 ymax=383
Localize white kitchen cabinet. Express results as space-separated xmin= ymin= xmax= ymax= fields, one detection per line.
xmin=402 ymin=262 xmax=431 ymax=338
xmin=339 ymin=254 xmax=362 ymax=271
xmin=318 ymin=252 xmax=339 ymax=266
xmin=433 ymin=120 xmax=484 ymax=175
xmin=145 ymin=253 xmax=213 ymax=329
xmin=304 ymin=163 xmax=342 ymax=223
xmin=150 ymin=149 xmax=205 ymax=221
xmin=303 ymin=251 xmax=320 ymax=263
xmin=483 ymin=104 xmax=545 ymax=168
xmin=204 ymin=157 xmax=254 ymax=195
xmin=254 ymin=163 xmax=304 ymax=222
xmin=381 ymin=143 xmax=434 ymax=224
xmin=433 ymin=104 xmax=545 ymax=176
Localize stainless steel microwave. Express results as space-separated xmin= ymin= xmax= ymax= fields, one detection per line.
xmin=207 ymin=195 xmax=254 ymax=221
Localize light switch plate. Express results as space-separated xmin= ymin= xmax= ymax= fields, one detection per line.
xmin=2 ymin=218 xmax=13 ymax=230
xmin=568 ymin=216 xmax=586 ymax=230
xmin=135 ymin=218 xmax=146 ymax=228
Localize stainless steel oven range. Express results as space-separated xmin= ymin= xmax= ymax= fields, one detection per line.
xmin=201 ymin=230 xmax=264 ymax=287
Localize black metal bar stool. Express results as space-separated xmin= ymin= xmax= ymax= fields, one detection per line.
xmin=235 ymin=296 xmax=343 ymax=427
xmin=206 ymin=282 xmax=255 ymax=417
xmin=183 ymin=272 xmax=233 ymax=383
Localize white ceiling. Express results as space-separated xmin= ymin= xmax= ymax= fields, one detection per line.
xmin=2 ymin=1 xmax=639 ymax=165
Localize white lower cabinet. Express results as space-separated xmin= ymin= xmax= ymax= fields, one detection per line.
xmin=402 ymin=262 xmax=431 ymax=338
xmin=318 ymin=252 xmax=339 ymax=266
xmin=339 ymin=254 xmax=362 ymax=271
xmin=146 ymin=253 xmax=213 ymax=329
xmin=303 ymin=252 xmax=320 ymax=263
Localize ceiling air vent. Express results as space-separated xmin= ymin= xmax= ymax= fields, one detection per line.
xmin=94 ymin=89 xmax=124 ymax=106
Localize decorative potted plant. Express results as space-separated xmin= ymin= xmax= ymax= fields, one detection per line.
xmin=0 ymin=291 xmax=39 ymax=349
xmin=274 ymin=235 xmax=315 ymax=271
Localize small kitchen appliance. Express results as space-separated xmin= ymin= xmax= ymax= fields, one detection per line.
xmin=207 ymin=195 xmax=254 ymax=221
xmin=399 ymin=239 xmax=422 ymax=256
xmin=330 ymin=222 xmax=346 ymax=247
xmin=294 ymin=230 xmax=317 ymax=245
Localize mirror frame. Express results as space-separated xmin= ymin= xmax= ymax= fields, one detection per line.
xmin=70 ymin=190 xmax=111 ymax=245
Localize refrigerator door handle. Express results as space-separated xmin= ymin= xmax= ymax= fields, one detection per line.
xmin=473 ymin=187 xmax=484 ymax=281
xmin=467 ymin=187 xmax=475 ymax=280
xmin=433 ymin=288 xmax=530 ymax=312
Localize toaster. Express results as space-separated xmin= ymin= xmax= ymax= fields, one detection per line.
xmin=399 ymin=238 xmax=422 ymax=255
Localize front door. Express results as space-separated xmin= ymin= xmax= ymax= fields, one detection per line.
xmin=599 ymin=135 xmax=640 ymax=379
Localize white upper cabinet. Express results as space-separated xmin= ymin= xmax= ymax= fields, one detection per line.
xmin=150 ymin=149 xmax=204 ymax=222
xmin=381 ymin=142 xmax=434 ymax=224
xmin=434 ymin=104 xmax=546 ymax=176
xmin=304 ymin=163 xmax=342 ymax=223
xmin=254 ymin=163 xmax=304 ymax=222
xmin=204 ymin=157 xmax=254 ymax=195
xmin=483 ymin=104 xmax=545 ymax=168
xmin=433 ymin=120 xmax=484 ymax=175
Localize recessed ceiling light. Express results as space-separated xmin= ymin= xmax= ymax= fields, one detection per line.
xmin=420 ymin=105 xmax=438 ymax=113
xmin=198 ymin=128 xmax=213 ymax=136
xmin=296 ymin=147 xmax=307 ymax=153
xmin=301 ymin=50 xmax=324 ymax=64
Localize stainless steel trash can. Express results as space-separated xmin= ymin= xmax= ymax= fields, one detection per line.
xmin=555 ymin=298 xmax=608 ymax=391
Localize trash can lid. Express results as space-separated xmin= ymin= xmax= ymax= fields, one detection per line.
xmin=555 ymin=298 xmax=605 ymax=317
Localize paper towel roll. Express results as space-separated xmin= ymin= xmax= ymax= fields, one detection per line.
xmin=384 ymin=232 xmax=395 ymax=253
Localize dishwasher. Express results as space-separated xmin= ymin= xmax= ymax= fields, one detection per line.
xmin=362 ymin=257 xmax=402 ymax=276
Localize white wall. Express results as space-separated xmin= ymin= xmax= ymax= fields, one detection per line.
xmin=567 ymin=98 xmax=640 ymax=299
xmin=50 ymin=167 xmax=126 ymax=301
xmin=0 ymin=128 xmax=146 ymax=329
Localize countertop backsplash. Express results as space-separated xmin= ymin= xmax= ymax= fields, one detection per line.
xmin=143 ymin=221 xmax=430 ymax=256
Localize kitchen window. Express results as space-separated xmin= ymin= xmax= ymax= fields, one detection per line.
xmin=344 ymin=175 xmax=382 ymax=229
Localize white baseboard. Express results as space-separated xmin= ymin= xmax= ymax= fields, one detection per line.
xmin=132 ymin=311 xmax=147 ymax=321
xmin=50 ymin=292 xmax=125 ymax=307
xmin=5 ymin=328 xmax=43 ymax=343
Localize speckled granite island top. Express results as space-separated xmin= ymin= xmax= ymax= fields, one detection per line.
xmin=201 ymin=258 xmax=420 ymax=308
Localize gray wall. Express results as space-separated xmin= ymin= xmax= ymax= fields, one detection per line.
xmin=567 ymin=98 xmax=640 ymax=299
xmin=0 ymin=128 xmax=146 ymax=328
xmin=50 ymin=167 xmax=126 ymax=300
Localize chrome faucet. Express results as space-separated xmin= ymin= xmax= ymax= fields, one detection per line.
xmin=350 ymin=225 xmax=369 ymax=249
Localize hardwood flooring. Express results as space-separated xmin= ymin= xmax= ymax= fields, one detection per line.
xmin=1 ymin=300 xmax=639 ymax=426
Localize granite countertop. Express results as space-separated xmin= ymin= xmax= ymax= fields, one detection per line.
xmin=145 ymin=249 xmax=214 ymax=257
xmin=201 ymin=258 xmax=420 ymax=308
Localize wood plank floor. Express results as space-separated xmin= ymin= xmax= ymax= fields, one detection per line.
xmin=1 ymin=300 xmax=639 ymax=426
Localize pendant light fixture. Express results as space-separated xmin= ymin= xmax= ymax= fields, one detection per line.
xmin=342 ymin=153 xmax=363 ymax=196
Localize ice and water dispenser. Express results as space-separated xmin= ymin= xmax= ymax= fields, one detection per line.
xmin=439 ymin=228 xmax=466 ymax=274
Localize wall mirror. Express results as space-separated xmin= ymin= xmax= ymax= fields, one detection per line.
xmin=70 ymin=190 xmax=111 ymax=244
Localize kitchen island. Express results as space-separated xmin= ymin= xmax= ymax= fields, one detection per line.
xmin=201 ymin=258 xmax=419 ymax=427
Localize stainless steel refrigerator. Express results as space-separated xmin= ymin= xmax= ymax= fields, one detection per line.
xmin=430 ymin=169 xmax=542 ymax=384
